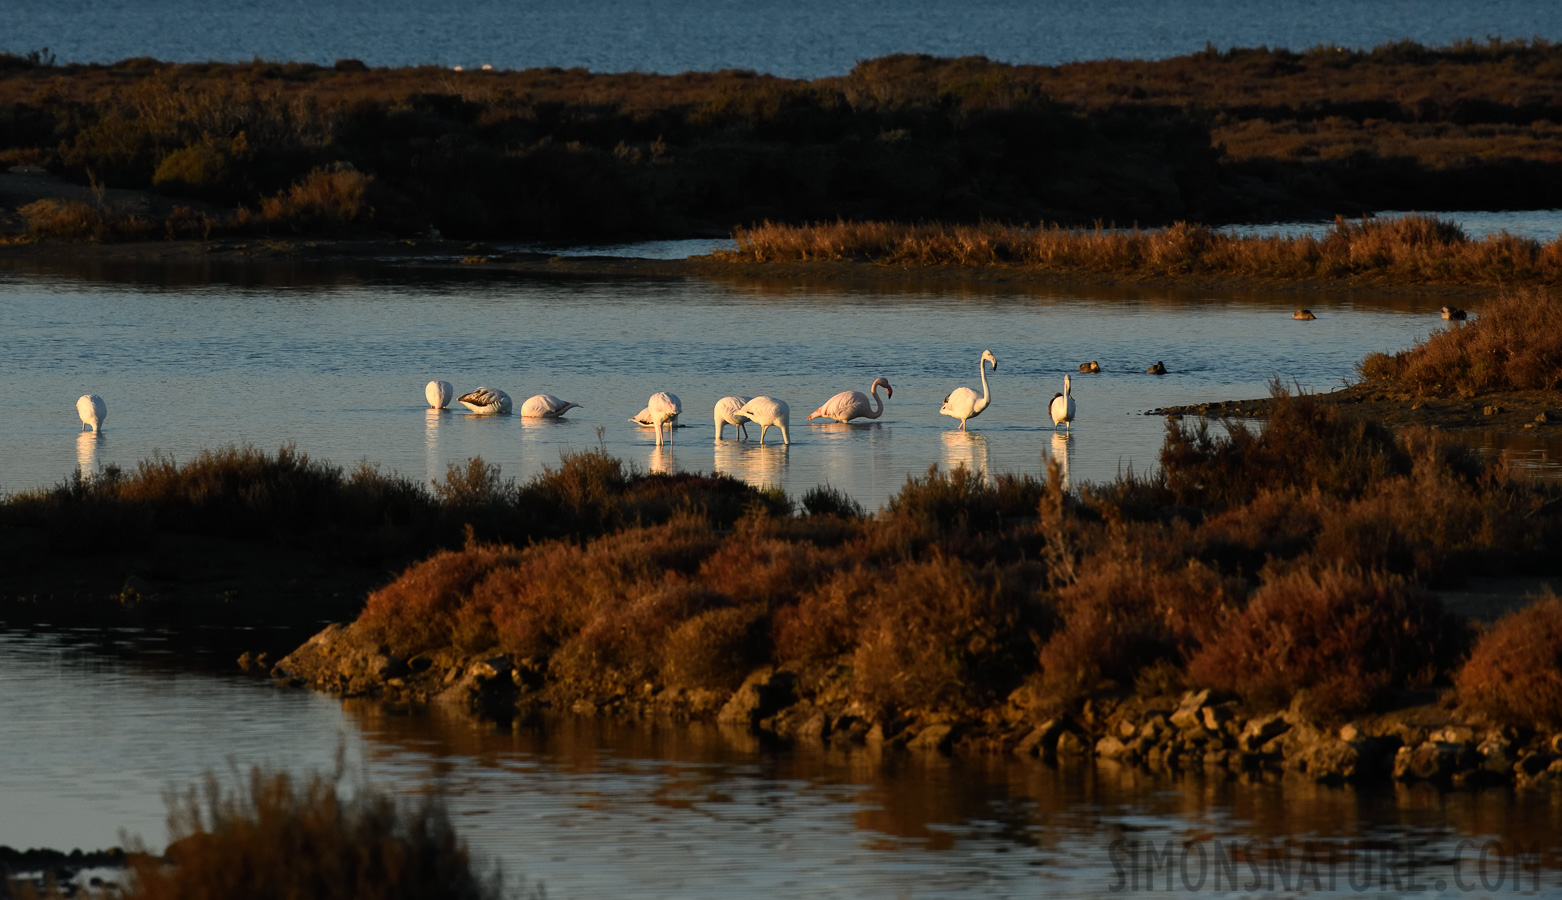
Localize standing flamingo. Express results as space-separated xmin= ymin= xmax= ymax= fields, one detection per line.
xmin=714 ymin=396 xmax=753 ymax=440
xmin=425 ymin=380 xmax=454 ymax=409
xmin=736 ymin=397 xmax=790 ymax=444
xmin=645 ymin=392 xmax=682 ymax=445
xmin=1050 ymin=373 xmax=1075 ymax=431
xmin=808 ymin=378 xmax=892 ymax=424
xmin=520 ymin=394 xmax=581 ymax=418
xmin=939 ymin=350 xmax=996 ymax=431
xmin=76 ymin=394 xmax=107 ymax=432
xmin=457 ymin=387 xmax=512 ymax=414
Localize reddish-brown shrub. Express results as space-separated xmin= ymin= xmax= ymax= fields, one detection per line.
xmin=1456 ymin=593 xmax=1562 ymax=727
xmin=661 ymin=603 xmax=770 ymax=690
xmin=1357 ymin=287 xmax=1562 ymax=393
xmin=852 ymin=555 xmax=1041 ymax=713
xmin=1188 ymin=564 xmax=1449 ymax=717
xmin=1037 ymin=548 xmax=1234 ymax=701
xmin=358 ymin=541 xmax=521 ymax=656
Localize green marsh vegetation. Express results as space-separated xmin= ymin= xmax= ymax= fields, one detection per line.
xmin=4 ymin=40 xmax=1562 ymax=242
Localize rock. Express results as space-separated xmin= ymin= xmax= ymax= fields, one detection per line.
xmin=1394 ymin=741 xmax=1475 ymax=782
xmin=1169 ymin=690 xmax=1212 ymax=732
xmin=1429 ymin=725 xmax=1475 ymax=744
xmin=1538 ymin=411 xmax=1551 ymax=424
xmin=1056 ymin=730 xmax=1089 ymax=757
xmin=1517 ymin=752 xmax=1556 ymax=777
xmin=716 ymin=669 xmax=796 ymax=728
xmin=1096 ymin=735 xmax=1135 ymax=760
xmin=1477 ymin=737 xmax=1515 ymax=775
xmin=119 ymin=574 xmax=159 ymax=607
xmin=908 ymin=724 xmax=956 ymax=753
xmin=1239 ymin=713 xmax=1291 ymax=752
xmin=1117 ymin=718 xmax=1139 ymax=739
xmin=1201 ymin=703 xmax=1236 ymax=732
xmin=1016 ymin=719 xmax=1067 ymax=758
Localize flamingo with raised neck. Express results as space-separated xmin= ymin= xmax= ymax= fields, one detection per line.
xmin=808 ymin=377 xmax=892 ymax=423
xmin=940 ymin=350 xmax=996 ymax=431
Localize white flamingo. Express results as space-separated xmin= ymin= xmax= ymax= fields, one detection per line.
xmin=645 ymin=392 xmax=682 ymax=445
xmin=1050 ymin=374 xmax=1075 ymax=431
xmin=631 ymin=406 xmax=679 ymax=428
xmin=76 ymin=394 xmax=106 ymax=432
xmin=736 ymin=397 xmax=790 ymax=444
xmin=714 ymin=395 xmax=753 ymax=440
xmin=457 ymin=386 xmax=512 ymax=415
xmin=520 ymin=393 xmax=581 ymax=418
xmin=425 ymin=380 xmax=453 ymax=409
xmin=808 ymin=377 xmax=892 ymax=424
xmin=939 ymin=350 xmax=996 ymax=431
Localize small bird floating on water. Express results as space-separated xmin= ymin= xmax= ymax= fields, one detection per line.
xmin=713 ymin=396 xmax=753 ymax=440
xmin=520 ymin=394 xmax=581 ymax=418
xmin=808 ymin=378 xmax=892 ymax=424
xmin=1050 ymin=374 xmax=1076 ymax=431
xmin=1078 ymin=360 xmax=1100 ymax=374
xmin=940 ymin=350 xmax=997 ymax=431
xmin=1293 ymin=309 xmax=1316 ymax=320
xmin=76 ymin=394 xmax=106 ymax=432
xmin=737 ymin=396 xmax=791 ymax=444
xmin=1442 ymin=306 xmax=1468 ymax=320
xmin=457 ymin=386 xmax=512 ymax=415
xmin=425 ymin=380 xmax=453 ymax=409
xmin=1147 ymin=361 xmax=1167 ymax=375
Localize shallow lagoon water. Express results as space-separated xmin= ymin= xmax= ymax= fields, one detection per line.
xmin=9 ymin=264 xmax=1557 ymax=507
xmin=4 ymin=629 xmax=1562 ymax=899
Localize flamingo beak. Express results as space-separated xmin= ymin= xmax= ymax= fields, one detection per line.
xmin=886 ymin=385 xmax=894 ymax=398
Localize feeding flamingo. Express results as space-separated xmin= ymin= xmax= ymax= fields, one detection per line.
xmin=520 ymin=394 xmax=581 ymax=418
xmin=713 ymin=396 xmax=753 ymax=440
xmin=457 ymin=387 xmax=512 ymax=414
xmin=736 ymin=396 xmax=790 ymax=444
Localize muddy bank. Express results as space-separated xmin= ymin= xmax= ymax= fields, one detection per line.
xmin=272 ymin=617 xmax=1562 ymax=789
xmin=1151 ymin=381 xmax=1562 ymax=433
xmin=0 ymin=237 xmax=1503 ymax=302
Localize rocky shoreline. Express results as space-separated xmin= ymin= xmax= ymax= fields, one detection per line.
xmin=273 ymin=620 xmax=1562 ymax=790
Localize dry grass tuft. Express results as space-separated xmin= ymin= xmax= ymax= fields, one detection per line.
xmin=120 ymin=768 xmax=502 ymax=900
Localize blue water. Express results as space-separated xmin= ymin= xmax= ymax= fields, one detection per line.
xmin=4 ymin=0 xmax=1558 ymax=77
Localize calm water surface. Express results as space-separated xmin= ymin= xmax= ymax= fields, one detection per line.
xmin=3 ymin=629 xmax=1561 ymax=899
xmin=8 ymin=264 xmax=1559 ymax=506
xmin=3 ymin=0 xmax=1559 ymax=77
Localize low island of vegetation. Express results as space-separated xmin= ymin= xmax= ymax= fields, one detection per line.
xmin=6 ymin=289 xmax=1560 ymax=790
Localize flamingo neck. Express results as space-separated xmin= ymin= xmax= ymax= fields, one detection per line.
xmin=867 ymin=383 xmax=884 ymax=419
xmin=976 ymin=358 xmax=992 ymax=411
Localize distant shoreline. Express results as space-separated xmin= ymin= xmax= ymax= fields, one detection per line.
xmin=0 ymin=237 xmax=1502 ymax=302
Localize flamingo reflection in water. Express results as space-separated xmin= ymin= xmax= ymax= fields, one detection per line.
xmin=76 ymin=430 xmax=103 ymax=476
xmin=424 ymin=408 xmax=445 ymax=487
xmin=939 ymin=430 xmax=991 ymax=484
xmin=647 ymin=445 xmax=677 ymax=476
xmin=1049 ymin=431 xmax=1073 ymax=491
xmin=713 ymin=441 xmax=789 ymax=492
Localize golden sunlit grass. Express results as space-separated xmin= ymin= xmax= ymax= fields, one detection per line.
xmin=723 ymin=215 xmax=1562 ymax=285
